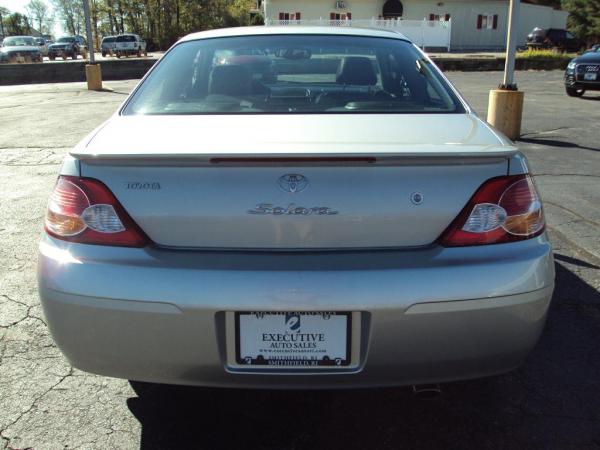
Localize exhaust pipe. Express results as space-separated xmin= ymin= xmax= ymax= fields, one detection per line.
xmin=412 ymin=384 xmax=442 ymax=398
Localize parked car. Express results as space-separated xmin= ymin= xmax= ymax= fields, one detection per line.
xmin=74 ymin=35 xmax=88 ymax=58
xmin=38 ymin=27 xmax=554 ymax=389
xmin=101 ymin=36 xmax=117 ymax=57
xmin=0 ymin=36 xmax=43 ymax=63
xmin=585 ymin=44 xmax=600 ymax=53
xmin=48 ymin=36 xmax=83 ymax=60
xmin=35 ymin=37 xmax=49 ymax=56
xmin=526 ymin=27 xmax=583 ymax=52
xmin=564 ymin=46 xmax=600 ymax=97
xmin=115 ymin=33 xmax=146 ymax=57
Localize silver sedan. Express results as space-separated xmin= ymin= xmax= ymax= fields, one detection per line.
xmin=38 ymin=27 xmax=554 ymax=388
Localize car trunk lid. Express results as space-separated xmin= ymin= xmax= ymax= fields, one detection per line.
xmin=76 ymin=114 xmax=513 ymax=249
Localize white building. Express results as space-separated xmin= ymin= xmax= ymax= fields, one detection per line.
xmin=262 ymin=0 xmax=569 ymax=51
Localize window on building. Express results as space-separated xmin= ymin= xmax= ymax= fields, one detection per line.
xmin=278 ymin=12 xmax=301 ymax=21
xmin=330 ymin=12 xmax=352 ymax=21
xmin=428 ymin=14 xmax=450 ymax=21
xmin=476 ymin=14 xmax=498 ymax=30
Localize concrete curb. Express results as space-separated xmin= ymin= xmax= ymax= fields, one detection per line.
xmin=0 ymin=57 xmax=568 ymax=86
xmin=0 ymin=59 xmax=156 ymax=86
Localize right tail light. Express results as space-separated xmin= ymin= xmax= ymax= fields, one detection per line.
xmin=439 ymin=174 xmax=545 ymax=247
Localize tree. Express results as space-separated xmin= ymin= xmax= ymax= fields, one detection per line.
xmin=562 ymin=0 xmax=600 ymax=44
xmin=4 ymin=12 xmax=31 ymax=35
xmin=47 ymin=0 xmax=261 ymax=48
xmin=0 ymin=6 xmax=9 ymax=37
xmin=52 ymin=0 xmax=84 ymax=35
xmin=26 ymin=0 xmax=48 ymax=32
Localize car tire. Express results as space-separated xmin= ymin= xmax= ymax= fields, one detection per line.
xmin=566 ymin=86 xmax=585 ymax=97
xmin=137 ymin=49 xmax=142 ymax=57
xmin=49 ymin=55 xmax=55 ymax=61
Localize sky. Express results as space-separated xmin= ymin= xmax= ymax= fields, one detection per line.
xmin=1 ymin=0 xmax=63 ymax=37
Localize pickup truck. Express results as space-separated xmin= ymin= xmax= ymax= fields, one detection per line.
xmin=115 ymin=34 xmax=147 ymax=58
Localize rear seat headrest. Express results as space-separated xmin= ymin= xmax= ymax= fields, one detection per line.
xmin=336 ymin=57 xmax=377 ymax=86
xmin=209 ymin=65 xmax=253 ymax=96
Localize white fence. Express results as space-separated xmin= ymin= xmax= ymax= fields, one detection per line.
xmin=264 ymin=19 xmax=452 ymax=51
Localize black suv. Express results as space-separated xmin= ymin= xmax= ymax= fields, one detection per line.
xmin=564 ymin=47 xmax=600 ymax=97
xmin=527 ymin=28 xmax=583 ymax=52
xmin=47 ymin=35 xmax=87 ymax=60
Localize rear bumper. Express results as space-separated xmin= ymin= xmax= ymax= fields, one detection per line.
xmin=38 ymin=235 xmax=554 ymax=388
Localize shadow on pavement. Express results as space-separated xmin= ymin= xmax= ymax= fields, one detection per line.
xmin=127 ymin=263 xmax=600 ymax=450
xmin=518 ymin=137 xmax=600 ymax=152
xmin=554 ymin=253 xmax=600 ymax=270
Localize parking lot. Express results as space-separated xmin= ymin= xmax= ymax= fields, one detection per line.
xmin=0 ymin=71 xmax=599 ymax=449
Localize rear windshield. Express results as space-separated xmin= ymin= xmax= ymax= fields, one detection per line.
xmin=117 ymin=35 xmax=136 ymax=42
xmin=122 ymin=35 xmax=465 ymax=115
xmin=103 ymin=37 xmax=116 ymax=43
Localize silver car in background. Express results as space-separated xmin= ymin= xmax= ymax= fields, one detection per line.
xmin=0 ymin=36 xmax=43 ymax=63
xmin=38 ymin=27 xmax=554 ymax=389
xmin=101 ymin=36 xmax=117 ymax=57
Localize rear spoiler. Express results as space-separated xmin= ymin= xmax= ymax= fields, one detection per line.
xmin=73 ymin=146 xmax=518 ymax=166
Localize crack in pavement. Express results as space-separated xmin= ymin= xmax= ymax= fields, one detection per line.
xmin=0 ymin=146 xmax=70 ymax=150
xmin=0 ymin=294 xmax=47 ymax=329
xmin=534 ymin=173 xmax=600 ymax=180
xmin=0 ymin=368 xmax=74 ymax=450
xmin=521 ymin=127 xmax=574 ymax=136
xmin=545 ymin=201 xmax=600 ymax=230
xmin=548 ymin=227 xmax=600 ymax=267
xmin=0 ymin=162 xmax=61 ymax=167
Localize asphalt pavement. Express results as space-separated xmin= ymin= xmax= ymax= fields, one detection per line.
xmin=0 ymin=71 xmax=599 ymax=449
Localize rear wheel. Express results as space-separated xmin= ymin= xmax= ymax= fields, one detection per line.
xmin=49 ymin=55 xmax=55 ymax=61
xmin=137 ymin=48 xmax=142 ymax=57
xmin=566 ymin=86 xmax=585 ymax=97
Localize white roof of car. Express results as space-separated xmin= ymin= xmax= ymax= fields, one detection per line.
xmin=180 ymin=26 xmax=410 ymax=43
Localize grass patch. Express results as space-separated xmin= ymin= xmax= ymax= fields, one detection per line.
xmin=516 ymin=48 xmax=575 ymax=60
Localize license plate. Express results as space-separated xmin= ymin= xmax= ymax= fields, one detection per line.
xmin=584 ymin=73 xmax=597 ymax=81
xmin=235 ymin=312 xmax=351 ymax=367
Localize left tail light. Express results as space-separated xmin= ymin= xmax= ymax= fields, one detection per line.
xmin=45 ymin=176 xmax=150 ymax=247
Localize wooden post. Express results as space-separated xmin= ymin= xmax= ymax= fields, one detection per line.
xmin=85 ymin=64 xmax=103 ymax=91
xmin=487 ymin=89 xmax=524 ymax=140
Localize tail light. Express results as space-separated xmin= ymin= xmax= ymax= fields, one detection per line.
xmin=45 ymin=176 xmax=150 ymax=247
xmin=439 ymin=174 xmax=545 ymax=247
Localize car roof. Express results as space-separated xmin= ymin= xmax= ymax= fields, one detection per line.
xmin=180 ymin=26 xmax=410 ymax=43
